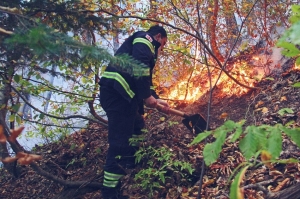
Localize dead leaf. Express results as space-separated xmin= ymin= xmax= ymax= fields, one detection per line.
xmin=261 ymin=107 xmax=269 ymax=114
xmin=0 ymin=125 xmax=6 ymax=143
xmin=274 ymin=104 xmax=279 ymax=111
xmin=8 ymin=126 xmax=25 ymax=142
xmin=255 ymin=101 xmax=264 ymax=108
xmin=219 ymin=112 xmax=228 ymax=119
xmin=203 ymin=179 xmax=215 ymax=188
xmin=16 ymin=152 xmax=42 ymax=165
xmin=272 ymin=178 xmax=290 ymax=192
xmin=254 ymin=108 xmax=262 ymax=112
xmin=280 ymin=96 xmax=287 ymax=101
xmin=269 ymin=170 xmax=283 ymax=176
xmin=261 ymin=150 xmax=273 ymax=169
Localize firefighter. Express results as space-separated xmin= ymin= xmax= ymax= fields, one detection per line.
xmin=99 ymin=25 xmax=170 ymax=199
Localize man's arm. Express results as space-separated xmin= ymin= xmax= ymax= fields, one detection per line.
xmin=131 ymin=40 xmax=154 ymax=100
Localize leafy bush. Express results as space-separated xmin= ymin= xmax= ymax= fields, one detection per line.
xmin=134 ymin=146 xmax=195 ymax=197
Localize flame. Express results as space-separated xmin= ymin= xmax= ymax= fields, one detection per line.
xmin=165 ymin=61 xmax=256 ymax=103
xmin=163 ymin=56 xmax=299 ymax=103
xmin=168 ymin=81 xmax=203 ymax=101
xmin=252 ymin=56 xmax=260 ymax=61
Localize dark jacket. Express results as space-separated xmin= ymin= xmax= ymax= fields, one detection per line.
xmin=99 ymin=31 xmax=160 ymax=104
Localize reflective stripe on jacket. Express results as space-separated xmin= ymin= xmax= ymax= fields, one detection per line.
xmin=99 ymin=31 xmax=161 ymax=102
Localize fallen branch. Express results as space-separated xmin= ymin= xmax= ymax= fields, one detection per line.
xmin=30 ymin=161 xmax=102 ymax=188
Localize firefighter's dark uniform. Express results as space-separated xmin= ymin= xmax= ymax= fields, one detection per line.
xmin=99 ymin=31 xmax=161 ymax=199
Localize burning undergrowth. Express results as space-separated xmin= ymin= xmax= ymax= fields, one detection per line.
xmin=157 ymin=47 xmax=298 ymax=104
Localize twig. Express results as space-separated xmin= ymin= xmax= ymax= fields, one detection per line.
xmin=10 ymin=85 xmax=106 ymax=126
xmin=47 ymin=160 xmax=68 ymax=175
xmin=88 ymin=100 xmax=108 ymax=125
xmin=243 ymin=179 xmax=273 ymax=196
xmin=0 ymin=27 xmax=13 ymax=35
xmin=30 ymin=161 xmax=102 ymax=188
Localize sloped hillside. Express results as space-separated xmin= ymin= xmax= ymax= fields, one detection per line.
xmin=0 ymin=66 xmax=300 ymax=199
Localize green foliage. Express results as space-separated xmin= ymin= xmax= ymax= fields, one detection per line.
xmin=276 ymin=5 xmax=300 ymax=64
xmin=203 ymin=129 xmax=227 ymax=165
xmin=289 ymin=5 xmax=300 ymax=23
xmin=283 ymin=126 xmax=300 ymax=147
xmin=134 ymin=167 xmax=166 ymax=196
xmin=278 ymin=108 xmax=294 ymax=116
xmin=292 ymin=82 xmax=300 ymax=88
xmin=95 ymin=147 xmax=101 ymax=154
xmin=167 ymin=120 xmax=179 ymax=127
xmin=191 ymin=120 xmax=300 ymax=198
xmin=190 ymin=130 xmax=212 ymax=145
xmin=5 ymin=25 xmax=148 ymax=77
xmin=191 ymin=120 xmax=245 ymax=165
xmin=66 ymin=158 xmax=76 ymax=168
xmin=134 ymin=146 xmax=194 ymax=197
xmin=230 ymin=165 xmax=249 ymax=199
xmin=264 ymin=77 xmax=275 ymax=81
xmin=192 ymin=121 xmax=300 ymax=166
xmin=239 ymin=126 xmax=261 ymax=160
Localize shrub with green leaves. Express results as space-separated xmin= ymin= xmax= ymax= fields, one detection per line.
xmin=191 ymin=120 xmax=300 ymax=197
xmin=276 ymin=4 xmax=300 ymax=88
xmin=134 ymin=146 xmax=195 ymax=197
xmin=276 ymin=5 xmax=300 ymax=64
xmin=192 ymin=120 xmax=300 ymax=165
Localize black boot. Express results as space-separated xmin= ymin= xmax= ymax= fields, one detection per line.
xmin=101 ymin=186 xmax=117 ymax=199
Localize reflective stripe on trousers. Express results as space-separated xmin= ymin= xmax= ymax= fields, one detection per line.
xmin=103 ymin=171 xmax=124 ymax=188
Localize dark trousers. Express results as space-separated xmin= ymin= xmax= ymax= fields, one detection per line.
xmin=100 ymin=86 xmax=145 ymax=198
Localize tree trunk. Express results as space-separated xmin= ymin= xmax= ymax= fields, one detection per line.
xmin=0 ymin=83 xmax=21 ymax=177
xmin=208 ymin=0 xmax=224 ymax=63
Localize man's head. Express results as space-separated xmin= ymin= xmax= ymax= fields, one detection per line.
xmin=147 ymin=25 xmax=167 ymax=53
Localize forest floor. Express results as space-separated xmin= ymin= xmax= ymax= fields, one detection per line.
xmin=1 ymin=65 xmax=300 ymax=199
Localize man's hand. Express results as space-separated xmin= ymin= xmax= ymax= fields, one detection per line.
xmin=144 ymin=96 xmax=158 ymax=108
xmin=156 ymin=99 xmax=170 ymax=114
xmin=144 ymin=97 xmax=170 ymax=114
xmin=157 ymin=99 xmax=169 ymax=108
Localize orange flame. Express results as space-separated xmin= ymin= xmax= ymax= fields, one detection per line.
xmin=165 ymin=61 xmax=257 ymax=102
xmin=162 ymin=55 xmax=299 ymax=103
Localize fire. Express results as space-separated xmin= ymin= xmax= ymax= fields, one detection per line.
xmin=252 ymin=56 xmax=260 ymax=61
xmin=165 ymin=61 xmax=256 ymax=103
xmin=163 ymin=55 xmax=298 ymax=103
xmin=168 ymin=81 xmax=204 ymax=101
